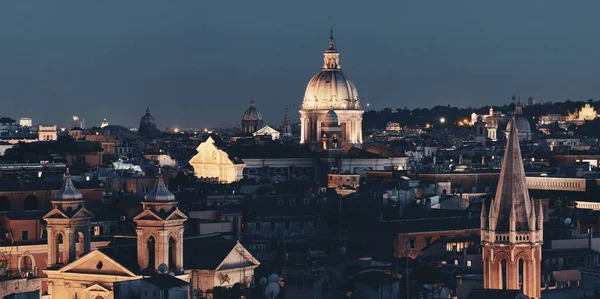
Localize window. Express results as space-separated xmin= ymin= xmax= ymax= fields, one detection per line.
xmin=21 ymin=231 xmax=29 ymax=241
xmin=290 ymin=200 xmax=295 ymax=207
xmin=0 ymin=196 xmax=10 ymax=212
xmin=300 ymin=221 xmax=305 ymax=230
xmin=24 ymin=195 xmax=38 ymax=211
xmin=271 ymin=222 xmax=275 ymax=232
xmin=20 ymin=256 xmax=33 ymax=273
xmin=94 ymin=226 xmax=101 ymax=236
xmin=277 ymin=200 xmax=283 ymax=207
xmin=168 ymin=237 xmax=176 ymax=270
xmin=248 ymin=168 xmax=258 ymax=175
xmin=467 ymin=260 xmax=472 ymax=267
xmin=304 ymin=199 xmax=310 ymax=205
xmin=273 ymin=168 xmax=284 ymax=174
xmin=285 ymin=221 xmax=290 ymax=231
xmin=454 ymin=259 xmax=459 ymax=265
xmin=425 ymin=237 xmax=432 ymax=247
xmin=147 ymin=236 xmax=156 ymax=269
xmin=256 ymin=222 xmax=261 ymax=232
xmin=409 ymin=239 xmax=415 ymax=250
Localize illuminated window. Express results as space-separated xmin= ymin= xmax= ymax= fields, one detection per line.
xmin=93 ymin=226 xmax=101 ymax=236
xmin=454 ymin=260 xmax=459 ymax=265
xmin=467 ymin=260 xmax=472 ymax=267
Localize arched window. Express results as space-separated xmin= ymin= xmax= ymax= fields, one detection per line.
xmin=24 ymin=195 xmax=38 ymax=211
xmin=20 ymin=256 xmax=33 ymax=273
xmin=0 ymin=196 xmax=10 ymax=212
xmin=501 ymin=259 xmax=507 ymax=290
xmin=332 ymin=135 xmax=339 ymax=149
xmin=169 ymin=237 xmax=176 ymax=270
xmin=55 ymin=233 xmax=64 ymax=264
xmin=518 ymin=258 xmax=525 ymax=291
xmin=76 ymin=231 xmax=85 ymax=258
xmin=147 ymin=236 xmax=156 ymax=269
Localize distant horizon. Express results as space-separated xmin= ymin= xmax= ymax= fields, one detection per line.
xmin=2 ymin=97 xmax=596 ymax=130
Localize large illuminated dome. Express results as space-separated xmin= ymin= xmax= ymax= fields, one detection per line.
xmin=299 ymin=32 xmax=364 ymax=148
xmin=301 ymin=35 xmax=360 ymax=110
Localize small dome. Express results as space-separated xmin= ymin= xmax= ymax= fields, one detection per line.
xmin=507 ymin=116 xmax=531 ymax=133
xmin=477 ymin=115 xmax=483 ymax=122
xmin=243 ymin=101 xmax=263 ymax=122
xmin=139 ymin=107 xmax=158 ymax=138
xmin=145 ymin=173 xmax=175 ymax=202
xmin=322 ymin=110 xmax=339 ymax=126
xmin=54 ymin=171 xmax=83 ymax=201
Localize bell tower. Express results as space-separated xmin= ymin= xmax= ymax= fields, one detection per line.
xmin=134 ymin=172 xmax=187 ymax=273
xmin=43 ymin=170 xmax=94 ymax=267
xmin=481 ymin=118 xmax=543 ymax=298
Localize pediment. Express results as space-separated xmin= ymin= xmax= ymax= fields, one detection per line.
xmin=85 ymin=283 xmax=111 ymax=292
xmin=165 ymin=209 xmax=188 ymax=221
xmin=133 ymin=209 xmax=163 ymax=221
xmin=43 ymin=208 xmax=69 ymax=219
xmin=72 ymin=207 xmax=95 ymax=219
xmin=59 ymin=250 xmax=137 ymax=277
xmin=216 ymin=242 xmax=260 ymax=271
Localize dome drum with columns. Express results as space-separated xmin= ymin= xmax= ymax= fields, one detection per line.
xmin=300 ymin=32 xmax=363 ymax=149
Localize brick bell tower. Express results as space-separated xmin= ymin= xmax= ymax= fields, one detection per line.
xmin=133 ymin=172 xmax=187 ymax=273
xmin=481 ymin=118 xmax=543 ymax=298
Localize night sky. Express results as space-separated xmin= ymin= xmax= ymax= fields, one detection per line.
xmin=1 ymin=1 xmax=600 ymax=128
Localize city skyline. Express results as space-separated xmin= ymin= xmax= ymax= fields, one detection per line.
xmin=2 ymin=1 xmax=600 ymax=128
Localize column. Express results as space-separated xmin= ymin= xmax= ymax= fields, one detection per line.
xmin=46 ymin=227 xmax=55 ymax=266
xmin=158 ymin=230 xmax=167 ymax=270
xmin=300 ymin=116 xmax=305 ymax=143
xmin=64 ymin=227 xmax=75 ymax=263
xmin=316 ymin=115 xmax=322 ymax=144
xmin=136 ymin=229 xmax=145 ymax=270
xmin=178 ymin=228 xmax=184 ymax=271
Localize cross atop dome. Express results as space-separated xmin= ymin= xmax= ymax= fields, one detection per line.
xmin=326 ymin=27 xmax=337 ymax=53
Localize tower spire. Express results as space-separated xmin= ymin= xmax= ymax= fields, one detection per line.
xmin=489 ymin=117 xmax=533 ymax=232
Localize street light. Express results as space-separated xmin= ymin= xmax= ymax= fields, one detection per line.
xmin=440 ymin=117 xmax=446 ymax=124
